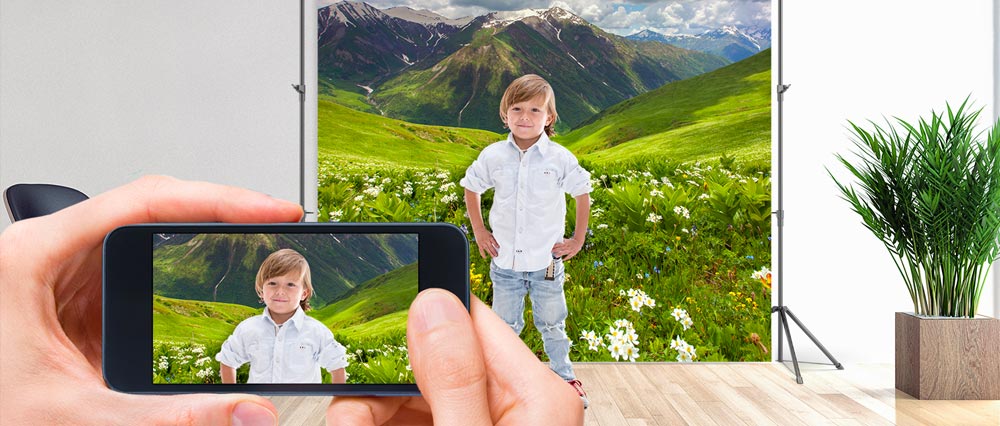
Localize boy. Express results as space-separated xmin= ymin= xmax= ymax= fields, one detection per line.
xmin=460 ymin=74 xmax=592 ymax=408
xmin=216 ymin=248 xmax=348 ymax=383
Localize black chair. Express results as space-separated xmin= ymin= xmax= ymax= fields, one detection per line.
xmin=3 ymin=183 xmax=89 ymax=222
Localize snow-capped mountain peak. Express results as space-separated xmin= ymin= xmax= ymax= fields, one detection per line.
xmin=483 ymin=7 xmax=586 ymax=28
xmin=383 ymin=6 xmax=473 ymax=27
xmin=330 ymin=1 xmax=386 ymax=25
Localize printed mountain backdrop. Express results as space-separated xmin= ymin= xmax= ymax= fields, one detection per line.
xmin=314 ymin=0 xmax=774 ymax=365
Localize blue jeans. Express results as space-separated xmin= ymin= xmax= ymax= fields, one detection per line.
xmin=489 ymin=260 xmax=575 ymax=381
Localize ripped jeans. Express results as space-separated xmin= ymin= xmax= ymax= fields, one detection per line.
xmin=489 ymin=259 xmax=575 ymax=381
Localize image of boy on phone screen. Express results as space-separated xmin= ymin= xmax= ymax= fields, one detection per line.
xmin=460 ymin=74 xmax=592 ymax=407
xmin=216 ymin=248 xmax=348 ymax=384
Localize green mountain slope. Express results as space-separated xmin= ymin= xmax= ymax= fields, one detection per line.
xmin=558 ymin=49 xmax=771 ymax=165
xmin=153 ymin=295 xmax=259 ymax=344
xmin=371 ymin=12 xmax=728 ymax=133
xmin=310 ymin=262 xmax=418 ymax=341
xmin=318 ymin=98 xmax=501 ymax=168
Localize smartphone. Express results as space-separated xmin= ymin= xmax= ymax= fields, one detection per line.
xmin=103 ymin=223 xmax=469 ymax=395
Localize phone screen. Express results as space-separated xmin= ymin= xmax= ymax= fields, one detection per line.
xmin=151 ymin=233 xmax=418 ymax=385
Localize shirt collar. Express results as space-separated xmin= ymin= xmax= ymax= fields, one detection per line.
xmin=506 ymin=132 xmax=553 ymax=157
xmin=263 ymin=305 xmax=305 ymax=329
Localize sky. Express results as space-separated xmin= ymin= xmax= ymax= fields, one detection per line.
xmin=318 ymin=0 xmax=771 ymax=36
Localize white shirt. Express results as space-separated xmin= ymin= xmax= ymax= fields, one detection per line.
xmin=216 ymin=306 xmax=348 ymax=383
xmin=460 ymin=133 xmax=592 ymax=272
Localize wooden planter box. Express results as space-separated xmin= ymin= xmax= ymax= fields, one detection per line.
xmin=895 ymin=312 xmax=1000 ymax=400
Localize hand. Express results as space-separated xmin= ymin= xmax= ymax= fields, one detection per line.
xmin=0 ymin=175 xmax=303 ymax=425
xmin=551 ymin=237 xmax=584 ymax=260
xmin=326 ymin=289 xmax=584 ymax=425
xmin=471 ymin=226 xmax=499 ymax=258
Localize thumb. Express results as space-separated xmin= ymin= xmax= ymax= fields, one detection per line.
xmin=118 ymin=392 xmax=278 ymax=426
xmin=407 ymin=289 xmax=491 ymax=426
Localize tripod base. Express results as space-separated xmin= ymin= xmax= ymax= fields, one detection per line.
xmin=773 ymin=306 xmax=844 ymax=384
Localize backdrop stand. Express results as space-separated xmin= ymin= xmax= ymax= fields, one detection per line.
xmin=773 ymin=0 xmax=843 ymax=384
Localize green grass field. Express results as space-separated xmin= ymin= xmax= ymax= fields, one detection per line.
xmin=318 ymin=100 xmax=501 ymax=169
xmin=558 ymin=49 xmax=771 ymax=165
xmin=153 ymin=295 xmax=259 ymax=344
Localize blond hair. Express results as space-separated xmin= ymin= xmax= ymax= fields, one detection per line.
xmin=255 ymin=248 xmax=315 ymax=311
xmin=499 ymin=74 xmax=558 ymax=136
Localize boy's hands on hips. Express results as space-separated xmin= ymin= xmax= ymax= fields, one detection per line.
xmin=552 ymin=237 xmax=585 ymax=260
xmin=0 ymin=175 xmax=302 ymax=425
xmin=471 ymin=226 xmax=499 ymax=258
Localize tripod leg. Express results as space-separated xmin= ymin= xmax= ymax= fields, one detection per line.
xmin=785 ymin=308 xmax=844 ymax=370
xmin=780 ymin=310 xmax=804 ymax=384
xmin=776 ymin=307 xmax=784 ymax=361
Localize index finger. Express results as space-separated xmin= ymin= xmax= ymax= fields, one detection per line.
xmin=36 ymin=175 xmax=303 ymax=257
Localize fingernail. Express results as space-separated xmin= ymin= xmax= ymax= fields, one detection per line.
xmin=232 ymin=402 xmax=276 ymax=426
xmin=413 ymin=289 xmax=466 ymax=332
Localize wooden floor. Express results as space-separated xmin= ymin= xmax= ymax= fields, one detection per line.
xmin=270 ymin=363 xmax=1000 ymax=425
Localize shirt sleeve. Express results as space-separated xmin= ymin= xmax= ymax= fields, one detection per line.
xmin=459 ymin=150 xmax=493 ymax=194
xmin=317 ymin=329 xmax=349 ymax=371
xmin=561 ymin=153 xmax=593 ymax=197
xmin=215 ymin=324 xmax=249 ymax=369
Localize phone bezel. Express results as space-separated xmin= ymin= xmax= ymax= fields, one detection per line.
xmin=103 ymin=222 xmax=469 ymax=395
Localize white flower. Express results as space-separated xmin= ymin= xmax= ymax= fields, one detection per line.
xmin=624 ymin=329 xmax=639 ymax=346
xmin=440 ymin=193 xmax=459 ymax=204
xmin=587 ymin=339 xmax=603 ymax=352
xmin=673 ymin=206 xmax=690 ymax=219
xmin=597 ymin=224 xmax=609 ymax=229
xmin=752 ymin=266 xmax=772 ymax=281
xmin=329 ymin=210 xmax=343 ymax=221
xmin=643 ymin=296 xmax=656 ymax=308
xmin=629 ymin=297 xmax=644 ymax=312
xmin=623 ymin=344 xmax=640 ymax=362
xmin=681 ymin=316 xmax=694 ymax=331
xmin=439 ymin=182 xmax=456 ymax=192
xmin=613 ymin=319 xmax=632 ymax=330
xmin=363 ymin=186 xmax=382 ymax=198
xmin=698 ymin=193 xmax=710 ymax=200
xmin=196 ymin=368 xmax=214 ymax=379
xmin=608 ymin=341 xmax=625 ymax=361
xmin=353 ymin=195 xmax=364 ymax=202
xmin=650 ymin=189 xmax=664 ymax=198
xmin=671 ymin=308 xmax=686 ymax=322
xmin=606 ymin=327 xmax=624 ymax=342
xmin=402 ymin=185 xmax=413 ymax=196
xmin=670 ymin=336 xmax=686 ymax=350
xmin=646 ymin=212 xmax=662 ymax=223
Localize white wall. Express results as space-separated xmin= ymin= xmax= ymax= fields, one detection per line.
xmin=0 ymin=0 xmax=996 ymax=365
xmin=0 ymin=0 xmax=305 ymax=230
xmin=782 ymin=0 xmax=996 ymax=364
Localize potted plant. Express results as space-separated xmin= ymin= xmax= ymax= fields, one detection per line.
xmin=830 ymin=99 xmax=1000 ymax=400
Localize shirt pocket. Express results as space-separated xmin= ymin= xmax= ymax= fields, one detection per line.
xmin=531 ymin=167 xmax=560 ymax=197
xmin=289 ymin=341 xmax=317 ymax=373
xmin=490 ymin=165 xmax=517 ymax=200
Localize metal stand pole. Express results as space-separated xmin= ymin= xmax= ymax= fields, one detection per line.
xmin=773 ymin=0 xmax=843 ymax=384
